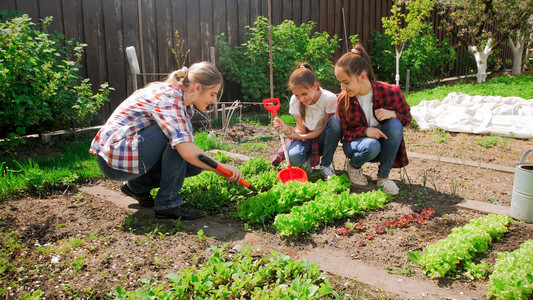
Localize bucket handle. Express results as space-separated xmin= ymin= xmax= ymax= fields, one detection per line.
xmin=519 ymin=148 xmax=533 ymax=164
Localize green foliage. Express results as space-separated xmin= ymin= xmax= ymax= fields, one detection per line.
xmin=0 ymin=14 xmax=111 ymax=144
xmin=405 ymin=74 xmax=533 ymax=107
xmin=0 ymin=137 xmax=102 ymax=200
xmin=181 ymin=157 xmax=279 ymax=212
xmin=381 ymin=0 xmax=435 ymax=85
xmin=408 ymin=214 xmax=513 ymax=279
xmin=216 ymin=16 xmax=339 ymax=106
xmin=274 ymin=190 xmax=391 ymax=237
xmin=114 ymin=244 xmax=337 ymax=299
xmin=236 ymin=175 xmax=351 ymax=225
xmin=382 ymin=0 xmax=434 ymax=51
xmin=370 ymin=26 xmax=456 ymax=89
xmin=475 ymin=134 xmax=511 ymax=149
xmin=194 ymin=131 xmax=231 ymax=151
xmin=487 ymin=239 xmax=533 ymax=299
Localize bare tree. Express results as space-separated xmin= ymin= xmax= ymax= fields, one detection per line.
xmin=493 ymin=0 xmax=533 ymax=74
xmin=437 ymin=0 xmax=496 ymax=83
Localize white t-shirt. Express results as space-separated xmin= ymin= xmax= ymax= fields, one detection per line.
xmin=356 ymin=89 xmax=379 ymax=127
xmin=289 ymin=88 xmax=337 ymax=131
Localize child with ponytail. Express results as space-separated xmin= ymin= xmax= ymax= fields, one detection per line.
xmin=334 ymin=45 xmax=411 ymax=194
xmin=272 ymin=63 xmax=341 ymax=180
xmin=90 ymin=62 xmax=243 ymax=219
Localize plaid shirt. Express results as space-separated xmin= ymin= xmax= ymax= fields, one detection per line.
xmin=337 ymin=81 xmax=411 ymax=168
xmin=90 ymin=83 xmax=195 ymax=174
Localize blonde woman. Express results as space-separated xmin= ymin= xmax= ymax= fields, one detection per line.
xmin=90 ymin=62 xmax=242 ymax=219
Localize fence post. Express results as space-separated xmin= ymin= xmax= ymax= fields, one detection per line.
xmin=222 ymin=104 xmax=227 ymax=129
xmin=210 ymin=46 xmax=218 ymax=121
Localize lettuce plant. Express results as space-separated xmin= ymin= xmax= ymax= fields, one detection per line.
xmin=273 ymin=190 xmax=391 ymax=237
xmin=408 ymin=214 xmax=513 ymax=279
xmin=487 ymin=239 xmax=533 ymax=299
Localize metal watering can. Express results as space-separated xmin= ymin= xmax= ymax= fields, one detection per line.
xmin=510 ymin=148 xmax=533 ymax=222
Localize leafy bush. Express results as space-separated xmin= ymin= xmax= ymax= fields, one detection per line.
xmin=370 ymin=25 xmax=455 ymax=90
xmin=216 ymin=16 xmax=339 ymax=109
xmin=0 ymin=14 xmax=111 ymax=144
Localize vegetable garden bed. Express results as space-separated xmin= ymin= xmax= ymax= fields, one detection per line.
xmin=1 ymin=123 xmax=533 ymax=299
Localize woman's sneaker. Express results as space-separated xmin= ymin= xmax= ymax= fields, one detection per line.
xmin=377 ymin=179 xmax=399 ymax=195
xmin=120 ymin=182 xmax=154 ymax=207
xmin=155 ymin=203 xmax=205 ymax=220
xmin=320 ymin=165 xmax=336 ymax=180
xmin=345 ymin=158 xmax=368 ymax=186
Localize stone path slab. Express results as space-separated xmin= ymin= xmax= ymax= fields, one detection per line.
xmin=300 ymin=247 xmax=476 ymax=300
xmin=407 ymin=151 xmax=515 ymax=173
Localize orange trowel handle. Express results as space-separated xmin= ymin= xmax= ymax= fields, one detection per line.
xmin=198 ymin=154 xmax=258 ymax=192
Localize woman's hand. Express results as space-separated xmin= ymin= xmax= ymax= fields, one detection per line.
xmin=365 ymin=127 xmax=388 ymax=139
xmin=219 ymin=163 xmax=242 ymax=182
xmin=374 ymin=108 xmax=397 ymax=121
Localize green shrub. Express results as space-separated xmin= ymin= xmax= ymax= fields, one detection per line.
xmin=0 ymin=14 xmax=111 ymax=144
xmin=370 ymin=25 xmax=455 ymax=90
xmin=216 ymin=17 xmax=339 ymax=110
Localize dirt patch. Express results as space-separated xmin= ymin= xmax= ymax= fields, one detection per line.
xmin=1 ymin=123 xmax=532 ymax=299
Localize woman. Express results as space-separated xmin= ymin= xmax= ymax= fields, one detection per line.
xmin=272 ymin=63 xmax=341 ymax=180
xmin=90 ymin=61 xmax=242 ymax=219
xmin=334 ymin=45 xmax=411 ymax=195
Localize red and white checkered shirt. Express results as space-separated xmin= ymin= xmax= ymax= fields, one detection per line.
xmin=337 ymin=81 xmax=411 ymax=168
xmin=90 ymin=83 xmax=195 ymax=174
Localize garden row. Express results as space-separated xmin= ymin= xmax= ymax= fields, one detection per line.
xmin=409 ymin=213 xmax=532 ymax=299
xmin=179 ymin=153 xmax=533 ymax=299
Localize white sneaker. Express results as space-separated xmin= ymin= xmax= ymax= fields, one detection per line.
xmin=377 ymin=179 xmax=399 ymax=195
xmin=345 ymin=158 xmax=368 ymax=186
xmin=320 ymin=165 xmax=336 ymax=180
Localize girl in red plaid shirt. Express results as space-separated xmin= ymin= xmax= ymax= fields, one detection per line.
xmin=90 ymin=62 xmax=243 ymax=219
xmin=334 ymin=45 xmax=411 ymax=195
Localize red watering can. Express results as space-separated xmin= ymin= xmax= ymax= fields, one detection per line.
xmin=262 ymin=98 xmax=308 ymax=184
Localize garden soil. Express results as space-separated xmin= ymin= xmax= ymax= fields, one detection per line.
xmin=2 ymin=123 xmax=533 ymax=299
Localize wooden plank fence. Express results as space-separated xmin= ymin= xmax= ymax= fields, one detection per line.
xmin=0 ymin=0 xmax=512 ymax=123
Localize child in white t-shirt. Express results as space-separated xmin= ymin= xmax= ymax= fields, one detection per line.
xmin=272 ymin=63 xmax=341 ymax=180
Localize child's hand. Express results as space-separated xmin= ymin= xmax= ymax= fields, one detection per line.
xmin=365 ymin=127 xmax=388 ymax=139
xmin=219 ymin=163 xmax=242 ymax=182
xmin=374 ymin=108 xmax=397 ymax=121
xmin=272 ymin=118 xmax=287 ymax=133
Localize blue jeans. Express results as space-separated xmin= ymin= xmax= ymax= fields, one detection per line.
xmin=287 ymin=115 xmax=341 ymax=167
xmin=343 ymin=118 xmax=403 ymax=179
xmin=97 ymin=125 xmax=203 ymax=210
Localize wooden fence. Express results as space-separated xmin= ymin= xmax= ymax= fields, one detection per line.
xmin=0 ymin=0 xmax=511 ymax=123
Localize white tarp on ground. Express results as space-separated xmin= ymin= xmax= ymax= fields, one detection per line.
xmin=410 ymin=92 xmax=533 ymax=139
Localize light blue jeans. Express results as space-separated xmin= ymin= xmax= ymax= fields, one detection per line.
xmin=97 ymin=125 xmax=203 ymax=210
xmin=343 ymin=118 xmax=403 ymax=179
xmin=287 ymin=115 xmax=341 ymax=167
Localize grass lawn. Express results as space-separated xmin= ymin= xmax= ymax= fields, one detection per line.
xmin=406 ymin=74 xmax=533 ymax=107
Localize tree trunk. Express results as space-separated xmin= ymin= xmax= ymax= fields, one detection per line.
xmin=469 ymin=38 xmax=493 ymax=84
xmin=395 ymin=49 xmax=401 ymax=86
xmin=509 ymin=33 xmax=525 ymax=75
